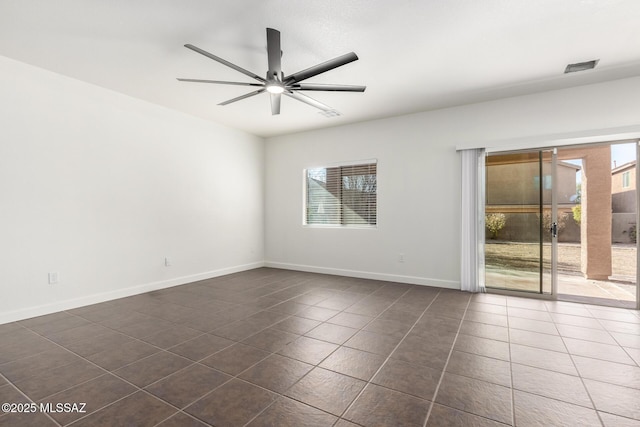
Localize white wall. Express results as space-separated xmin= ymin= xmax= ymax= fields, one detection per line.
xmin=4 ymin=56 xmax=640 ymax=324
xmin=265 ymin=76 xmax=640 ymax=288
xmin=0 ymin=56 xmax=265 ymax=323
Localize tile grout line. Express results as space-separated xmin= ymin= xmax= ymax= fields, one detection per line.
xmin=104 ymin=278 xmax=340 ymax=426
xmin=337 ymin=289 xmax=443 ymax=423
xmin=511 ymin=300 xmax=640 ymax=418
xmin=322 ymin=288 xmax=449 ymax=425
xmin=151 ymin=410 xmax=210 ymax=427
xmin=3 ymin=323 xmax=150 ymax=421
xmin=554 ymin=315 xmax=605 ymax=427
xmin=518 ymin=298 xmax=604 ymax=417
xmin=241 ymin=284 xmax=424 ymax=427
xmin=506 ymin=298 xmax=516 ymax=427
xmin=59 ymin=274 xmax=320 ymax=427
xmin=6 ymin=276 xmax=380 ymax=425
xmin=21 ymin=314 xmax=206 ymax=378
xmin=240 ymin=286 xmax=417 ymax=426
xmin=510 ymin=299 xmax=629 ymax=417
xmin=504 ymin=297 xmax=551 ymax=426
xmin=5 ymin=271 xmax=638 ymax=426
xmin=181 ymin=275 xmax=387 ymax=349
xmin=587 ymin=311 xmax=640 ymax=369
xmin=3 ymin=338 xmax=141 ymax=427
xmin=106 ymin=279 xmax=345 ymax=427
xmin=9 ymin=328 xmax=197 ymax=427
xmin=37 ymin=275 xmax=334 ymax=372
xmin=6 ymin=275 xmax=396 ymax=427
xmin=7 ymin=276 xmax=313 ymax=426
xmin=0 ymin=319 xmax=355 ymax=427
xmin=519 ymin=299 xmax=640 ymax=422
xmin=65 ymin=272 xmax=316 ymax=330
xmin=574 ymin=308 xmax=640 ymax=368
xmin=247 ymin=285 xmax=440 ymax=424
xmin=0 ymin=370 xmax=63 ymax=427
xmin=143 ymin=278 xmax=410 ymax=426
xmin=422 ymin=292 xmax=474 ymax=427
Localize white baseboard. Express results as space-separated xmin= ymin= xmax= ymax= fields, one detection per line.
xmin=0 ymin=261 xmax=265 ymax=325
xmin=265 ymin=261 xmax=460 ymax=290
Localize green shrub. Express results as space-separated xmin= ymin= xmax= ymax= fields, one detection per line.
xmin=572 ymin=205 xmax=581 ymax=225
xmin=485 ymin=213 xmax=506 ymax=239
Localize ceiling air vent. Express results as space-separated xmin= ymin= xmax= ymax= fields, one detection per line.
xmin=318 ymin=109 xmax=341 ymax=118
xmin=564 ymin=59 xmax=599 ymax=74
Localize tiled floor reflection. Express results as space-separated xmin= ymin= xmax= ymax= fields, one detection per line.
xmin=1 ymin=268 xmax=639 ymax=426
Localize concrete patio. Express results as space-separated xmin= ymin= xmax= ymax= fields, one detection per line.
xmin=486 ymin=243 xmax=637 ymax=309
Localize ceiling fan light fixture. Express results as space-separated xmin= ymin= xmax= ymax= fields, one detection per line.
xmin=266 ymin=83 xmax=285 ymax=94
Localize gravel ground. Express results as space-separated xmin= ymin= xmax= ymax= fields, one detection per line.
xmin=486 ymin=242 xmax=637 ymax=281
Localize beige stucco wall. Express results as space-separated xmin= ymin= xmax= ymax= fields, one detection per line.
xmin=486 ymin=161 xmax=578 ymax=207
xmin=612 ymin=165 xmax=636 ymax=213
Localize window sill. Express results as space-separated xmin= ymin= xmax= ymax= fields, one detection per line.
xmin=302 ymin=224 xmax=377 ymax=229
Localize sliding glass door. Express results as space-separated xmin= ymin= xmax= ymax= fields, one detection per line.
xmin=485 ymin=150 xmax=555 ymax=294
xmin=485 ymin=142 xmax=639 ymax=309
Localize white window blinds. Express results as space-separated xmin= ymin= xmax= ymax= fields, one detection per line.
xmin=305 ymin=162 xmax=377 ymax=226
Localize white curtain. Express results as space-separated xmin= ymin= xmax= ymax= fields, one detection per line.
xmin=460 ymin=148 xmax=486 ymax=293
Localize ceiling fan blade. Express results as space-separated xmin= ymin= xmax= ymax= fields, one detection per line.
xmin=285 ymin=90 xmax=333 ymax=111
xmin=270 ymin=93 xmax=281 ymax=115
xmin=266 ymin=28 xmax=282 ymax=80
xmin=290 ymin=83 xmax=366 ymax=92
xmin=177 ymin=78 xmax=264 ymax=87
xmin=184 ymin=44 xmax=266 ymax=82
xmin=218 ymin=88 xmax=266 ymax=106
xmin=284 ymin=52 xmax=359 ymax=84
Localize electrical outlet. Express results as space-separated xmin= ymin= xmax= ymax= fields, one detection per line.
xmin=48 ymin=272 xmax=59 ymax=284
xmin=164 ymin=257 xmax=171 ymax=267
xmin=399 ymin=253 xmax=405 ymax=263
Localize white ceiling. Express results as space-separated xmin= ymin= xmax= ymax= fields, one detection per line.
xmin=2 ymin=0 xmax=640 ymax=138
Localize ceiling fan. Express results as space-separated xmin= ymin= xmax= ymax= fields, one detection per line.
xmin=177 ymin=28 xmax=366 ymax=115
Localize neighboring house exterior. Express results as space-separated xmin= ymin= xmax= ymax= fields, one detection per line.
xmin=486 ymin=159 xmax=580 ymax=207
xmin=485 ymin=156 xmax=638 ymax=244
xmin=611 ymin=161 xmax=636 ymax=243
xmin=485 ymin=157 xmax=581 ymax=242
xmin=612 ymin=161 xmax=636 ymax=213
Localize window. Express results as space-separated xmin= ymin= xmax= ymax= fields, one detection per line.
xmin=305 ymin=162 xmax=377 ymax=226
xmin=533 ymin=175 xmax=552 ymax=190
xmin=623 ymin=171 xmax=631 ymax=188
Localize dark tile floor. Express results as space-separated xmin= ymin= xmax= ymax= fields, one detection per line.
xmin=1 ymin=268 xmax=640 ymax=426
